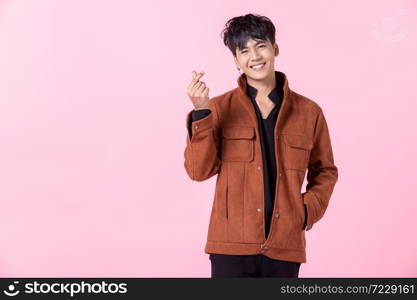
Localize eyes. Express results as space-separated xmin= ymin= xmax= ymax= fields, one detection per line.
xmin=240 ymin=44 xmax=266 ymax=54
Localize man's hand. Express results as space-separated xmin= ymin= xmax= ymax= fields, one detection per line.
xmin=187 ymin=70 xmax=210 ymax=110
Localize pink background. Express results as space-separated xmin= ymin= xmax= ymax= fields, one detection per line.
xmin=0 ymin=0 xmax=416 ymax=277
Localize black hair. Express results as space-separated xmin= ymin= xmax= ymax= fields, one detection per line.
xmin=220 ymin=13 xmax=276 ymax=57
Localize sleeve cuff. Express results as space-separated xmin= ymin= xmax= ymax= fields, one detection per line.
xmin=192 ymin=109 xmax=211 ymax=121
xmin=186 ymin=108 xmax=214 ymax=140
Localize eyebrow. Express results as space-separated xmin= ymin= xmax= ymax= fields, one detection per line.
xmin=240 ymin=40 xmax=266 ymax=51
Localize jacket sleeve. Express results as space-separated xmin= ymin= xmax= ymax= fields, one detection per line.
xmin=183 ymin=99 xmax=221 ymax=182
xmin=188 ymin=109 xmax=212 ymax=139
xmin=302 ymin=109 xmax=338 ymax=231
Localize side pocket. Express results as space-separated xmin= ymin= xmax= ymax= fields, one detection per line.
xmin=302 ymin=204 xmax=308 ymax=230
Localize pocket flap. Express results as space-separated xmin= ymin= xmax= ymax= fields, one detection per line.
xmin=222 ymin=126 xmax=254 ymax=139
xmin=283 ymin=134 xmax=313 ymax=150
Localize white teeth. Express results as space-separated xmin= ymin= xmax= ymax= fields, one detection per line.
xmin=251 ymin=63 xmax=265 ymax=69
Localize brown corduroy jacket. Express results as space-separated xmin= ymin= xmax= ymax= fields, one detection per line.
xmin=183 ymin=71 xmax=338 ymax=263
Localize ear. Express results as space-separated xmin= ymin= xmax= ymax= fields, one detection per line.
xmin=233 ymin=55 xmax=239 ymax=69
xmin=274 ymin=44 xmax=279 ymax=56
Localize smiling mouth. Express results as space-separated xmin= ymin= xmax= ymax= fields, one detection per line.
xmin=250 ymin=63 xmax=266 ymax=71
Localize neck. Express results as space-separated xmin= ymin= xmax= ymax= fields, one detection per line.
xmin=246 ymin=70 xmax=276 ymax=96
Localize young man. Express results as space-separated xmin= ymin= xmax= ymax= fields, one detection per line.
xmin=184 ymin=14 xmax=338 ymax=277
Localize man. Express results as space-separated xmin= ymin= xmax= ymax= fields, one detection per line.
xmin=183 ymin=13 xmax=338 ymax=278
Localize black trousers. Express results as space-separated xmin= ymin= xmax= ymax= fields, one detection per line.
xmin=209 ymin=254 xmax=301 ymax=278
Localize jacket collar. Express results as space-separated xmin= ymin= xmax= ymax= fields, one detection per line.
xmin=236 ymin=70 xmax=291 ymax=127
xmin=246 ymin=72 xmax=284 ymax=105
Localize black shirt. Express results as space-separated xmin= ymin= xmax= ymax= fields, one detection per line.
xmin=245 ymin=73 xmax=283 ymax=238
xmin=188 ymin=72 xmax=307 ymax=240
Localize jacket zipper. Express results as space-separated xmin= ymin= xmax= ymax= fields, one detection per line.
xmin=240 ymin=85 xmax=289 ymax=247
xmin=263 ymin=92 xmax=289 ymax=244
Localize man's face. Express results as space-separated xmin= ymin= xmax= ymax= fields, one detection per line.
xmin=234 ymin=38 xmax=278 ymax=81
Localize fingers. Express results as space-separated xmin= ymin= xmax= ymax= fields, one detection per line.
xmin=187 ymin=70 xmax=206 ymax=94
xmin=195 ymin=81 xmax=206 ymax=94
xmin=192 ymin=72 xmax=204 ymax=84
xmin=195 ymin=83 xmax=209 ymax=99
xmin=194 ymin=80 xmax=209 ymax=95
xmin=188 ymin=71 xmax=204 ymax=87
xmin=202 ymin=86 xmax=209 ymax=97
xmin=192 ymin=70 xmax=204 ymax=79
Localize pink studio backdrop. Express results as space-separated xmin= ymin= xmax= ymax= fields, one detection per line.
xmin=0 ymin=0 xmax=416 ymax=277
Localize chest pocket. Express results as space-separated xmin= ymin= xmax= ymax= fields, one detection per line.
xmin=281 ymin=134 xmax=313 ymax=171
xmin=221 ymin=126 xmax=255 ymax=162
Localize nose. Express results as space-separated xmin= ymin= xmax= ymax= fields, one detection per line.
xmin=249 ymin=48 xmax=262 ymax=61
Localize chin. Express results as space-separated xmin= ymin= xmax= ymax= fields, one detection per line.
xmin=246 ymin=68 xmax=273 ymax=81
